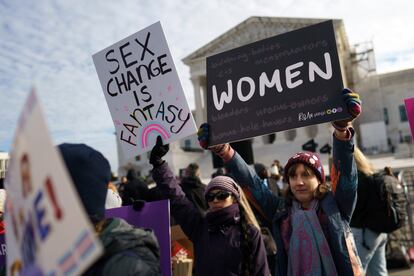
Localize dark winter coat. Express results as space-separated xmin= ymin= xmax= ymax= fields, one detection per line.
xmin=226 ymin=134 xmax=362 ymax=275
xmin=84 ymin=218 xmax=161 ymax=276
xmin=180 ymin=176 xmax=208 ymax=213
xmin=121 ymin=178 xmax=150 ymax=206
xmin=153 ymin=163 xmax=270 ymax=276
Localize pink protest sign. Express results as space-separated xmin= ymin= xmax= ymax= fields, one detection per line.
xmin=105 ymin=199 xmax=171 ymax=276
xmin=404 ymin=97 xmax=414 ymax=139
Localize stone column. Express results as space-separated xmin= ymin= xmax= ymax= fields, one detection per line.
xmin=200 ymin=76 xmax=208 ymax=123
xmin=191 ymin=76 xmax=204 ymax=126
xmin=305 ymin=125 xmax=318 ymax=139
xmin=296 ymin=127 xmax=309 ymax=140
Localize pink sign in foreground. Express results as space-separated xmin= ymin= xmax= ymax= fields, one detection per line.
xmin=404 ymin=97 xmax=414 ymax=140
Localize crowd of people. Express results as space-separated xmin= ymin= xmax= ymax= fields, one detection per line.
xmin=0 ymin=88 xmax=410 ymax=275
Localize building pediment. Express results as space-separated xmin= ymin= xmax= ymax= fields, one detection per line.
xmin=182 ymin=16 xmax=345 ymax=65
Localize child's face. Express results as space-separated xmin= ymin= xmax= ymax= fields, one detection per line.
xmin=288 ymin=164 xmax=320 ymax=207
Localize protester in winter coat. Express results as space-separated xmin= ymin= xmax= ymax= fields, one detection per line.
xmin=198 ymin=88 xmax=364 ymax=276
xmin=180 ymin=163 xmax=208 ymax=214
xmin=58 ymin=143 xmax=161 ymax=276
xmin=105 ymin=188 xmax=123 ymax=209
xmin=149 ymin=137 xmax=270 ymax=276
xmin=117 ymin=176 xmax=128 ymax=195
xmin=270 ymin=160 xmax=286 ymax=193
xmin=350 ymin=147 xmax=388 ymax=276
xmin=254 ymin=163 xmax=281 ymax=196
xmin=121 ymin=172 xmax=151 ymax=206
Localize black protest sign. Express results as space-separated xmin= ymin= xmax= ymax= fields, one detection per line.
xmin=206 ymin=20 xmax=348 ymax=145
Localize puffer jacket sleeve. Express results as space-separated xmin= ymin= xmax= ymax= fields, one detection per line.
xmin=152 ymin=162 xmax=203 ymax=241
xmin=330 ymin=131 xmax=358 ymax=223
xmin=103 ymin=250 xmax=161 ymax=276
xmin=226 ymin=152 xmax=281 ymax=222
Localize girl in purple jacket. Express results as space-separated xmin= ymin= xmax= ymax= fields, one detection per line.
xmin=149 ymin=137 xmax=270 ymax=276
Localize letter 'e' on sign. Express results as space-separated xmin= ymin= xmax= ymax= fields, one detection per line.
xmin=92 ymin=22 xmax=197 ymax=161
xmin=206 ymin=20 xmax=349 ymax=145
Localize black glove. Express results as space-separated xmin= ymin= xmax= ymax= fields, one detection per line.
xmin=149 ymin=136 xmax=169 ymax=167
xmin=132 ymin=199 xmax=146 ymax=211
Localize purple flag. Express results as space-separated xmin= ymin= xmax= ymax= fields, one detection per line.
xmin=105 ymin=200 xmax=171 ymax=276
xmin=405 ymin=97 xmax=414 ymax=140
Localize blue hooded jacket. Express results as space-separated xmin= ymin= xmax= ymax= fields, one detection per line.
xmin=225 ymin=134 xmax=361 ymax=275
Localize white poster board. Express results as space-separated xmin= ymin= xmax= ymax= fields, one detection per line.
xmin=4 ymin=90 xmax=102 ymax=275
xmin=93 ymin=21 xmax=197 ymax=160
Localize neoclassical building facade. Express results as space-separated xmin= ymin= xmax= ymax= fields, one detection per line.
xmin=117 ymin=16 xmax=413 ymax=178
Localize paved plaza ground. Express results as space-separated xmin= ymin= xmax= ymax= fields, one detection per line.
xmin=390 ymin=266 xmax=414 ymax=275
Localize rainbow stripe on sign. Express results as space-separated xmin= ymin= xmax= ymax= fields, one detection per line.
xmin=75 ymin=230 xmax=95 ymax=259
xmin=141 ymin=123 xmax=170 ymax=149
xmin=58 ymin=250 xmax=77 ymax=276
xmin=57 ymin=229 xmax=96 ymax=275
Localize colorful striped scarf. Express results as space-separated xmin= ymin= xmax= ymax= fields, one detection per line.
xmin=287 ymin=200 xmax=338 ymax=276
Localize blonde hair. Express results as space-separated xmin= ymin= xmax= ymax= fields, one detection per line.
xmin=108 ymin=182 xmax=118 ymax=193
xmin=94 ymin=219 xmax=106 ymax=234
xmin=237 ymin=187 xmax=260 ymax=276
xmin=238 ymin=188 xmax=260 ymax=229
xmin=354 ymin=147 xmax=375 ymax=175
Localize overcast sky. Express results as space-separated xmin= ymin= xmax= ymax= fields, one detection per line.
xmin=1 ymin=0 xmax=413 ymax=172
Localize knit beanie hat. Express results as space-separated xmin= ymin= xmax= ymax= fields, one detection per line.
xmin=284 ymin=152 xmax=325 ymax=183
xmin=58 ymin=143 xmax=111 ymax=223
xmin=205 ymin=176 xmax=240 ymax=200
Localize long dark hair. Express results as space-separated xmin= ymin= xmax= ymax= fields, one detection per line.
xmin=239 ymin=206 xmax=253 ymax=276
xmin=284 ymin=163 xmax=329 ymax=206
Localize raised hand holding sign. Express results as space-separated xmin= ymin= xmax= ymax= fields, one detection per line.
xmin=149 ymin=136 xmax=170 ymax=167
xmin=331 ymin=88 xmax=362 ymax=131
xmin=93 ymin=22 xmax=197 ymax=161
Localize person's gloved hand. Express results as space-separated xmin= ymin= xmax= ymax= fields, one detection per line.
xmin=149 ymin=136 xmax=169 ymax=167
xmin=197 ymin=123 xmax=209 ymax=149
xmin=197 ymin=123 xmax=233 ymax=160
xmin=332 ymin=88 xmax=362 ymax=131
xmin=132 ymin=199 xmax=146 ymax=211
